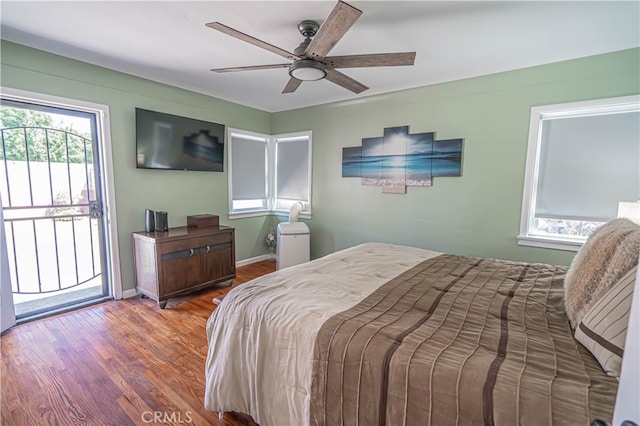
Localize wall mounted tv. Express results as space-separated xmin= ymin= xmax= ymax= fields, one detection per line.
xmin=135 ymin=108 xmax=225 ymax=172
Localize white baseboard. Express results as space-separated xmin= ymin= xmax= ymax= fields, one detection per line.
xmin=236 ymin=253 xmax=274 ymax=267
xmin=122 ymin=288 xmax=138 ymax=299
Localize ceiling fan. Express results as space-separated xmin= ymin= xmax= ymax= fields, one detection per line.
xmin=205 ymin=0 xmax=416 ymax=95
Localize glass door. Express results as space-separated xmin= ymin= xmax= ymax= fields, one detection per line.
xmin=0 ymin=99 xmax=110 ymax=320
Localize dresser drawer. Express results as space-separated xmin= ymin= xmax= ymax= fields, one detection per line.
xmin=200 ymin=232 xmax=232 ymax=247
xmin=158 ymin=238 xmax=201 ymax=256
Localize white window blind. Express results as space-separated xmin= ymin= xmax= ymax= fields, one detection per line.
xmin=275 ymin=136 xmax=310 ymax=209
xmin=519 ymin=95 xmax=640 ymax=251
xmin=229 ymin=132 xmax=268 ymax=212
xmin=535 ymin=112 xmax=640 ymax=221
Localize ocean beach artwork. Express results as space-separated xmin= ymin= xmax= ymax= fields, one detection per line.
xmin=342 ymin=146 xmax=362 ymax=177
xmin=342 ymin=125 xmax=463 ymax=189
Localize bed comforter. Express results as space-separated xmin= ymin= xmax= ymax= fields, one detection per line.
xmin=204 ymin=243 xmax=617 ymax=425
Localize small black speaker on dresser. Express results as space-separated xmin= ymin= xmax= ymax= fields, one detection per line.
xmin=155 ymin=211 xmax=168 ymax=231
xmin=144 ymin=209 xmax=155 ymax=233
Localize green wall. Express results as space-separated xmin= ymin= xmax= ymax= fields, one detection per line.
xmin=1 ymin=40 xmax=638 ymax=296
xmin=272 ymin=48 xmax=640 ymax=266
xmin=1 ymin=40 xmax=272 ymax=294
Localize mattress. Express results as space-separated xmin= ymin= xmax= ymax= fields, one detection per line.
xmin=204 ymin=242 xmax=617 ymax=425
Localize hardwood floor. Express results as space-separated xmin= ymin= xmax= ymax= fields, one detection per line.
xmin=1 ymin=259 xmax=276 ymax=426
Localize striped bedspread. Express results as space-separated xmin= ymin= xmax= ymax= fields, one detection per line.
xmin=309 ymin=254 xmax=618 ymax=425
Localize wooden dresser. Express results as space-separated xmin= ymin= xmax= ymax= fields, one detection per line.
xmin=132 ymin=225 xmax=235 ymax=308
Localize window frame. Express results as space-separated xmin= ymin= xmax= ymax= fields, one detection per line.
xmin=227 ymin=128 xmax=312 ymax=220
xmin=518 ymin=95 xmax=640 ymax=251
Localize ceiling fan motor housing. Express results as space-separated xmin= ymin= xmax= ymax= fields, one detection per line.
xmin=294 ymin=40 xmax=310 ymax=57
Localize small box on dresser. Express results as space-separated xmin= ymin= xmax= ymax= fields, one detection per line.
xmin=187 ymin=214 xmax=219 ymax=228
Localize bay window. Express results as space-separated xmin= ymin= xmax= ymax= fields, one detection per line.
xmin=228 ymin=128 xmax=312 ymax=219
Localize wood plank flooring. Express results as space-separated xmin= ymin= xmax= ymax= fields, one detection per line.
xmin=1 ymin=259 xmax=276 ymax=426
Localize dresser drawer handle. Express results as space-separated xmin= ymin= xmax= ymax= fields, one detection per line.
xmin=189 ymin=248 xmax=195 ymax=256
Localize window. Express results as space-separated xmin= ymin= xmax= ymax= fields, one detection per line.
xmin=274 ymin=133 xmax=311 ymax=213
xmin=519 ymin=95 xmax=639 ymax=251
xmin=228 ymin=130 xmax=269 ymax=214
xmin=228 ymin=128 xmax=311 ymax=219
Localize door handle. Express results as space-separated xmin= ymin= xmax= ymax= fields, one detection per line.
xmin=89 ymin=200 xmax=103 ymax=218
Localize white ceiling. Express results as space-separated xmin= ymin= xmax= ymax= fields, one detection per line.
xmin=1 ymin=1 xmax=638 ymax=113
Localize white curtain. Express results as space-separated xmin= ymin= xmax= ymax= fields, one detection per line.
xmin=1 ymin=195 xmax=16 ymax=333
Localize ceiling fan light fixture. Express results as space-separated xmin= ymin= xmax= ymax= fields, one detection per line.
xmin=289 ymin=59 xmax=327 ymax=81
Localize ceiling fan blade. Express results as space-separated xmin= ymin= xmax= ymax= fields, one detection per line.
xmin=206 ymin=22 xmax=300 ymax=61
xmin=282 ymin=78 xmax=303 ymax=94
xmin=211 ymin=63 xmax=291 ymax=73
xmin=324 ymin=52 xmax=416 ymax=69
xmin=304 ymin=1 xmax=362 ymax=61
xmin=325 ymin=69 xmax=368 ymax=94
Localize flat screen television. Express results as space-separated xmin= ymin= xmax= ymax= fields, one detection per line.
xmin=135 ymin=108 xmax=225 ymax=171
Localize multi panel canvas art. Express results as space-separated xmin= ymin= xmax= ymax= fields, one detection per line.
xmin=342 ymin=125 xmax=463 ymax=189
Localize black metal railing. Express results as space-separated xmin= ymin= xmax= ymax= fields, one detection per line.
xmin=1 ymin=126 xmax=102 ymax=295
xmin=3 ymin=213 xmax=102 ymax=294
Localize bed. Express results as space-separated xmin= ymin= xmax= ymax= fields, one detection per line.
xmin=204 ymin=220 xmax=638 ymax=426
